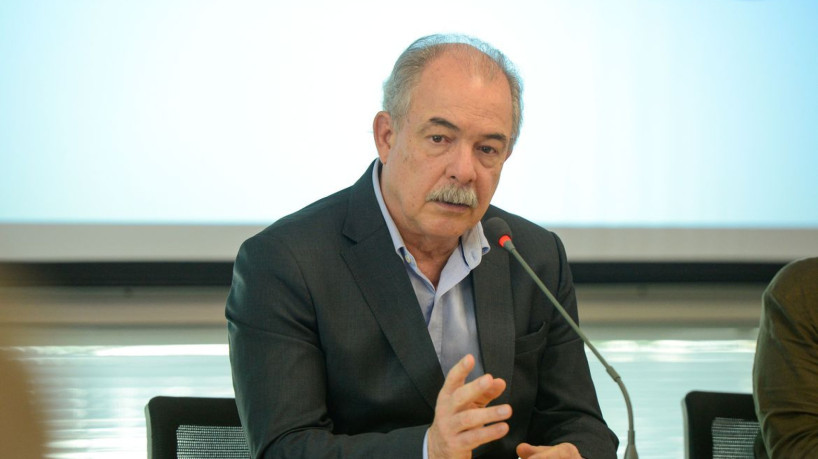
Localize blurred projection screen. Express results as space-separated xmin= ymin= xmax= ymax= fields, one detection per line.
xmin=1 ymin=1 xmax=816 ymax=262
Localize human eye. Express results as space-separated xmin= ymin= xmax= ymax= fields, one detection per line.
xmin=476 ymin=143 xmax=505 ymax=167
xmin=478 ymin=145 xmax=498 ymax=155
xmin=430 ymin=134 xmax=445 ymax=143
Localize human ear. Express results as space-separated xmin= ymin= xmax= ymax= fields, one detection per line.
xmin=373 ymin=111 xmax=395 ymax=164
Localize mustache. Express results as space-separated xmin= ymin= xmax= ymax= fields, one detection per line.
xmin=426 ymin=184 xmax=479 ymax=208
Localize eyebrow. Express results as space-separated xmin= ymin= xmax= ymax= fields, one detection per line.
xmin=427 ymin=117 xmax=460 ymax=131
xmin=425 ymin=117 xmax=509 ymax=145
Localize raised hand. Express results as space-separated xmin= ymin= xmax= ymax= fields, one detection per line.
xmin=427 ymin=354 xmax=511 ymax=459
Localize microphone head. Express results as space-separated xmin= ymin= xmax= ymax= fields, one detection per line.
xmin=483 ymin=217 xmax=513 ymax=249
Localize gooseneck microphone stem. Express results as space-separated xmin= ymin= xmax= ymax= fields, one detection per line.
xmin=485 ymin=217 xmax=637 ymax=459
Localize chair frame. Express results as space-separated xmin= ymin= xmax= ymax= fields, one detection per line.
xmin=145 ymin=396 xmax=244 ymax=458
xmin=682 ymin=390 xmax=758 ymax=459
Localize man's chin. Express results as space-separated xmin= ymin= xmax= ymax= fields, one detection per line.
xmin=423 ymin=215 xmax=480 ymax=239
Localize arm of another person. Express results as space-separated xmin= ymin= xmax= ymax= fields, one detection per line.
xmin=753 ymin=259 xmax=818 ymax=457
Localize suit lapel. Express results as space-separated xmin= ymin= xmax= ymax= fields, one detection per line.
xmin=340 ymin=163 xmax=444 ymax=410
xmin=472 ymin=237 xmax=516 ymax=406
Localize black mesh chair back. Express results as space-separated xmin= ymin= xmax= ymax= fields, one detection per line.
xmin=145 ymin=396 xmax=250 ymax=459
xmin=682 ymin=390 xmax=759 ymax=459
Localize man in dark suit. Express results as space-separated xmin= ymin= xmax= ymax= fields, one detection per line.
xmin=227 ymin=34 xmax=618 ymax=459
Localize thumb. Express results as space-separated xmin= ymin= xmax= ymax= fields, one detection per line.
xmin=516 ymin=442 xmax=534 ymax=458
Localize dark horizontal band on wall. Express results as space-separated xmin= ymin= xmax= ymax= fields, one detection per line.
xmin=0 ymin=261 xmax=785 ymax=287
xmin=0 ymin=262 xmax=233 ymax=288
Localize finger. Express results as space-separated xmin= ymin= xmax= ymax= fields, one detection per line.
xmin=428 ymin=404 xmax=511 ymax=457
xmin=450 ymin=404 xmax=512 ymax=434
xmin=551 ymin=443 xmax=581 ymax=459
xmin=451 ymin=419 xmax=510 ymax=452
xmin=440 ymin=354 xmax=475 ymax=397
xmin=516 ymin=442 xmax=537 ymax=458
xmin=452 ymin=373 xmax=506 ymax=411
xmin=473 ymin=376 xmax=506 ymax=406
xmin=516 ymin=442 xmax=581 ymax=459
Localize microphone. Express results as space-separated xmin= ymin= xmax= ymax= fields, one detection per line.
xmin=484 ymin=217 xmax=638 ymax=459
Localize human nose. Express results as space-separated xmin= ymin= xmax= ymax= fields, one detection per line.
xmin=446 ymin=142 xmax=477 ymax=184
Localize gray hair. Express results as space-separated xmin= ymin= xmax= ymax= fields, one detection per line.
xmin=382 ymin=34 xmax=524 ymax=149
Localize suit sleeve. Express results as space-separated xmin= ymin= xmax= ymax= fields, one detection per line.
xmin=226 ymin=234 xmax=427 ymax=459
xmin=753 ymin=259 xmax=818 ymax=457
xmin=527 ymin=232 xmax=619 ymax=458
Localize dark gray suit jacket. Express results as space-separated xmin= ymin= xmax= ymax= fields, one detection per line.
xmin=226 ymin=163 xmax=618 ymax=458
